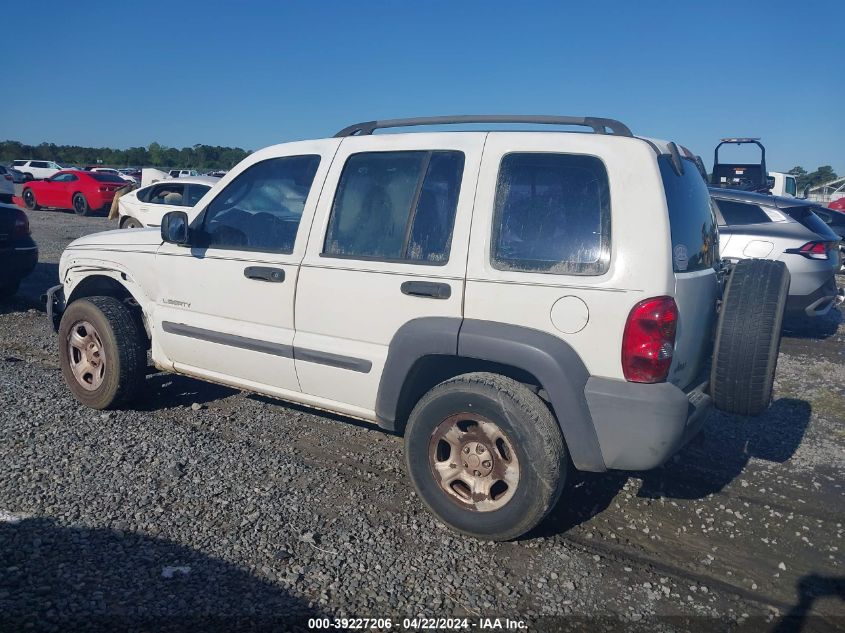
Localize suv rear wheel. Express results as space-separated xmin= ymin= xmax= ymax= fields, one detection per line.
xmin=58 ymin=296 xmax=147 ymax=409
xmin=404 ymin=372 xmax=566 ymax=541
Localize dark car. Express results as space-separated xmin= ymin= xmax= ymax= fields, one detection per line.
xmin=0 ymin=202 xmax=38 ymax=298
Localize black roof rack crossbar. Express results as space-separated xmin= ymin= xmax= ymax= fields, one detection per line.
xmin=334 ymin=115 xmax=633 ymax=138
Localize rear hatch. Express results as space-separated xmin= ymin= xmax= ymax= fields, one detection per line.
xmin=781 ymin=205 xmax=841 ymax=244
xmin=659 ymin=155 xmax=720 ymax=390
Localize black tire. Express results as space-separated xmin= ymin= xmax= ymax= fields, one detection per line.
xmin=0 ymin=280 xmax=20 ymax=299
xmin=711 ymin=259 xmax=790 ymax=416
xmin=72 ymin=193 xmax=90 ymax=216
xmin=121 ymin=217 xmax=143 ymax=229
xmin=58 ymin=296 xmax=147 ymax=409
xmin=22 ymin=188 xmax=38 ymax=210
xmin=404 ymin=372 xmax=566 ymax=541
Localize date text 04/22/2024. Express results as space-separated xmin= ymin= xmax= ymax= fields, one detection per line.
xmin=307 ymin=617 xmax=528 ymax=630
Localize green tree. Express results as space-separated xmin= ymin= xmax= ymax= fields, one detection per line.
xmin=0 ymin=139 xmax=249 ymax=170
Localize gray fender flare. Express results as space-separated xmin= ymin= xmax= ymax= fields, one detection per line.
xmin=375 ymin=317 xmax=606 ymax=472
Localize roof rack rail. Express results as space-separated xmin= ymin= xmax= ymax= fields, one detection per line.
xmin=334 ymin=115 xmax=633 ymax=138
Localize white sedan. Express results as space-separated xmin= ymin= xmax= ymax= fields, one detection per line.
xmin=118 ymin=175 xmax=219 ymax=228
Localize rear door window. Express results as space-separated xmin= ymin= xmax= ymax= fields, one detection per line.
xmin=323 ymin=151 xmax=464 ymax=264
xmin=659 ymin=156 xmax=718 ymax=272
xmin=491 ymin=153 xmax=611 ymax=275
xmin=713 ymin=199 xmax=771 ymax=225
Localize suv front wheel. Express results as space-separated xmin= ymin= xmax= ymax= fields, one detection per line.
xmin=404 ymin=372 xmax=566 ymax=541
xmin=58 ymin=296 xmax=147 ymax=409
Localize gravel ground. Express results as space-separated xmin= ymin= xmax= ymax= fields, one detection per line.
xmin=1 ymin=209 xmax=843 ymax=632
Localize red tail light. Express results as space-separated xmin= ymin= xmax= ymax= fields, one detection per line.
xmin=13 ymin=209 xmax=31 ymax=238
xmin=622 ymin=296 xmax=678 ymax=383
xmin=3 ymin=174 xmax=11 ymax=181
xmin=793 ymin=241 xmax=831 ymax=260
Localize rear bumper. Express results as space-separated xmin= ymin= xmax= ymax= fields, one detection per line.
xmin=0 ymin=244 xmax=38 ymax=281
xmin=785 ymin=275 xmax=839 ymax=318
xmin=585 ymin=377 xmax=712 ymax=471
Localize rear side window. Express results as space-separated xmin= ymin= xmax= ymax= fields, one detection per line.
xmin=323 ymin=151 xmax=464 ymax=264
xmin=714 ymin=199 xmax=771 ymax=225
xmin=659 ymin=156 xmax=718 ymax=273
xmin=32 ymin=161 xmax=49 ymax=168
xmin=491 ymin=153 xmax=610 ymax=275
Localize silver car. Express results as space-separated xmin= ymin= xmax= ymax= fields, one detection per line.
xmin=710 ymin=188 xmax=842 ymax=318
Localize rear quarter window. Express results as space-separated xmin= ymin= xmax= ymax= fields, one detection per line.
xmin=491 ymin=153 xmax=611 ymax=275
xmin=713 ymin=199 xmax=771 ymax=225
xmin=659 ymin=156 xmax=718 ymax=273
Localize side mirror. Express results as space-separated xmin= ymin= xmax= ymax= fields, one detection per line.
xmin=161 ymin=211 xmax=190 ymax=245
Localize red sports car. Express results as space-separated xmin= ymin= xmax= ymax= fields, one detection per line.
xmin=19 ymin=170 xmax=128 ymax=216
xmin=829 ymin=197 xmax=845 ymax=212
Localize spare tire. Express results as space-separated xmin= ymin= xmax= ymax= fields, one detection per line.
xmin=711 ymin=259 xmax=790 ymax=416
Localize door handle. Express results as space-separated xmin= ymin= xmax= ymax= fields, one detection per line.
xmin=401 ymin=280 xmax=451 ymax=299
xmin=244 ymin=266 xmax=285 ymax=283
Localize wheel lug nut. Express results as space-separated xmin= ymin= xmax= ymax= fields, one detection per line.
xmin=464 ymin=447 xmax=470 ymax=454
xmin=476 ymin=445 xmax=484 ymax=454
xmin=482 ymin=460 xmax=491 ymax=468
xmin=473 ymin=470 xmax=481 ymax=477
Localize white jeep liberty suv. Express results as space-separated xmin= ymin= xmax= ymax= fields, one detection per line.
xmin=46 ymin=116 xmax=789 ymax=540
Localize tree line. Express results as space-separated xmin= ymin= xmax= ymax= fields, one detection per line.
xmin=787 ymin=165 xmax=839 ymax=191
xmin=0 ymin=140 xmax=251 ymax=170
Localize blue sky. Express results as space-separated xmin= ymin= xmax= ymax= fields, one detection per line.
xmin=2 ymin=0 xmax=843 ymax=173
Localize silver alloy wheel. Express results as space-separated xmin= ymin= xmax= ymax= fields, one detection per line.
xmin=429 ymin=413 xmax=520 ymax=512
xmin=67 ymin=320 xmax=106 ymax=391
